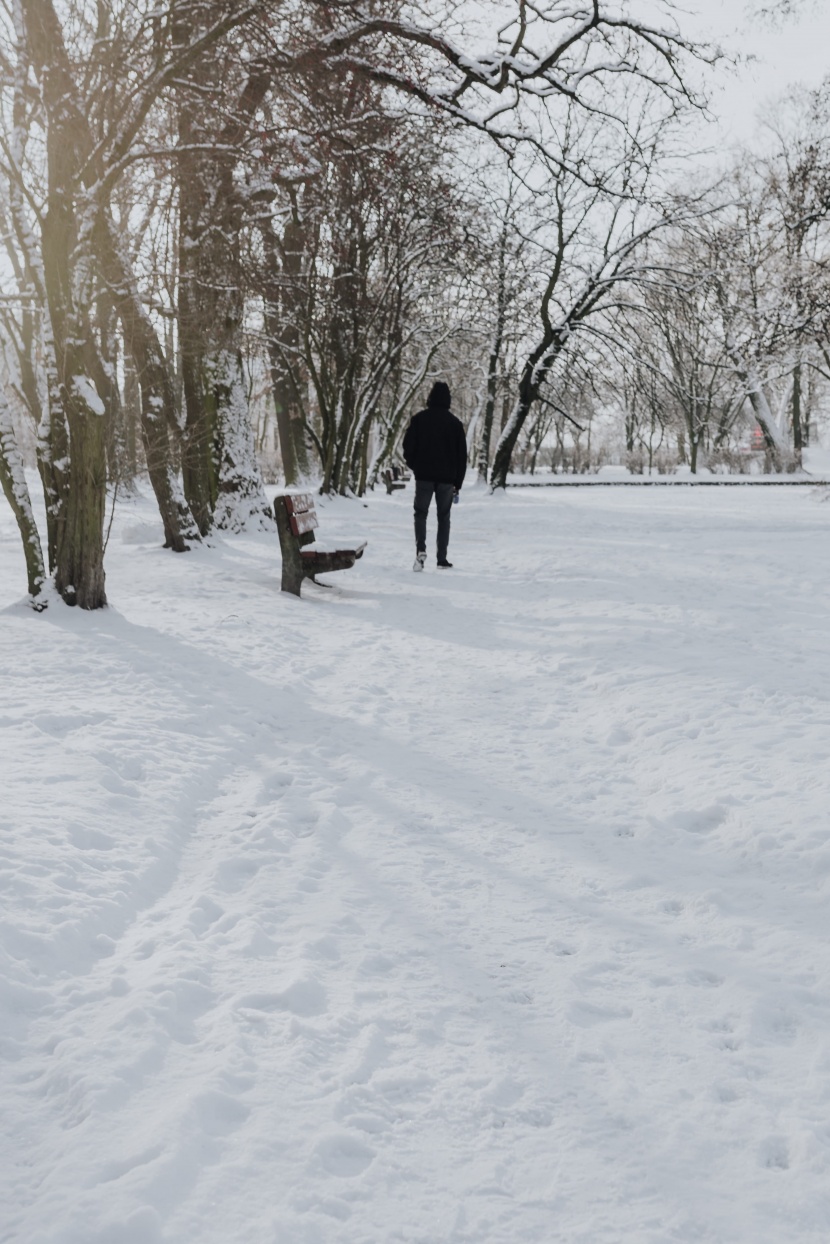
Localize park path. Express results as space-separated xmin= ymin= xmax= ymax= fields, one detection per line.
xmin=3 ymin=483 xmax=830 ymax=1242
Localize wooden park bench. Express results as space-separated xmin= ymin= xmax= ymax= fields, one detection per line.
xmin=274 ymin=493 xmax=367 ymax=597
xmin=383 ymin=465 xmax=411 ymax=494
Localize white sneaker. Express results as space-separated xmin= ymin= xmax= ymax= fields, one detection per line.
xmin=413 ymin=551 xmax=426 ymax=572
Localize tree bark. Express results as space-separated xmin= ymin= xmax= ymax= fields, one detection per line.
xmin=174 ymin=8 xmax=272 ymax=529
xmin=0 ymin=387 xmax=47 ymax=605
xmin=176 ymin=40 xmax=216 ymax=533
xmin=478 ymin=221 xmax=508 ymax=482
xmin=96 ymin=222 xmax=197 ymax=549
xmin=261 ymin=214 xmax=311 ymax=487
xmin=490 ymin=331 xmax=567 ymax=489
xmin=792 ymin=358 xmax=803 ymax=464
xmin=27 ymin=0 xmax=109 ymax=607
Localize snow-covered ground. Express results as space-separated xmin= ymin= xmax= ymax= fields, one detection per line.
xmin=3 ymin=480 xmax=830 ymax=1244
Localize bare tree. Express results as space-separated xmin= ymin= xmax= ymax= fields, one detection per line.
xmin=488 ymin=99 xmax=703 ymax=488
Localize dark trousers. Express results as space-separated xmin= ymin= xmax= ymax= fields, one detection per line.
xmin=414 ymin=480 xmax=454 ymax=561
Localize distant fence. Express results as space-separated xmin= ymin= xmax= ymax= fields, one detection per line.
xmin=507 ymin=475 xmax=830 ymax=488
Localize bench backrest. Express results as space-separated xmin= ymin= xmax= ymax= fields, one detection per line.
xmin=282 ymin=493 xmax=319 ymax=537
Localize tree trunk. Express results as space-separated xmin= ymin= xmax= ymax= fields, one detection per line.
xmin=174 ymin=10 xmax=272 ymax=529
xmin=35 ymin=370 xmax=68 ymax=573
xmin=490 ymin=332 xmax=566 ymax=489
xmin=24 ymin=0 xmax=108 ymax=606
xmin=41 ymin=219 xmax=108 ymax=611
xmin=179 ymin=177 xmax=272 ymax=533
xmin=478 ymin=223 xmax=508 ymax=482
xmin=261 ymin=215 xmax=311 ymax=487
xmin=55 ymin=395 xmax=107 ymax=607
xmin=625 ymin=405 xmax=636 ymax=454
xmin=122 ymin=358 xmax=140 ymax=482
xmin=97 ymin=220 xmax=197 ymax=550
xmin=211 ymin=348 xmax=273 ymax=530
xmin=177 ymin=130 xmax=216 ymax=533
xmin=741 ymin=361 xmax=792 ymax=470
xmin=489 ymin=264 xmax=608 ymax=489
xmin=716 ymin=287 xmax=792 ymax=470
xmin=0 ymin=388 xmax=47 ymax=605
xmin=792 ymin=358 xmax=803 ymax=465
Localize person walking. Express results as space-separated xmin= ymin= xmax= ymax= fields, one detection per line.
xmin=402 ymin=381 xmax=467 ymax=570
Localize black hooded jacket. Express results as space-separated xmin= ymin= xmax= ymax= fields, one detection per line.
xmin=402 ymin=406 xmax=468 ymax=490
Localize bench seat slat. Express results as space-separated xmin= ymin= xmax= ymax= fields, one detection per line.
xmin=300 ymin=541 xmax=366 ymax=558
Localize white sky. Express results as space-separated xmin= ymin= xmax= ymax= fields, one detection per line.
xmin=682 ymin=0 xmax=830 ymax=148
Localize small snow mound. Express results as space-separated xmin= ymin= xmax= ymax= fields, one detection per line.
xmin=121 ymin=521 xmax=164 ymax=545
xmin=236 ymin=976 xmax=327 ymax=1017
xmin=192 ymin=1090 xmax=250 ymax=1137
xmin=85 ymin=1207 xmax=164 ymax=1244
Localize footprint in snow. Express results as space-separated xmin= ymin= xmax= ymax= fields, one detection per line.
xmin=307 ymin=934 xmax=341 ymax=961
xmin=96 ymin=750 xmax=145 ymax=782
xmin=214 ymin=856 xmax=262 ymax=892
xmin=482 ymin=1077 xmax=525 ymax=1109
xmin=660 ymin=899 xmax=684 ymax=916
xmin=686 ymin=968 xmax=724 ymax=988
xmin=68 ymin=823 xmax=116 ymax=851
xmin=549 ymin=940 xmax=578 ymax=956
xmin=358 ymin=952 xmax=395 ymax=976
xmin=569 ymin=999 xmax=632 ymax=1027
xmin=671 ymin=803 xmax=730 ymax=834
xmin=289 ymin=814 xmax=317 ymax=839
xmin=314 ymin=1134 xmax=375 ymax=1178
xmin=759 ymin=1136 xmax=790 ymax=1170
xmin=751 ymin=1002 xmax=800 ymax=1046
xmin=31 ymin=711 xmax=106 ymax=737
xmin=192 ymin=1090 xmax=250 ymax=1137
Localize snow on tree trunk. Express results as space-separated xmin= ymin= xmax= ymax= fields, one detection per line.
xmin=210 ymin=350 xmax=274 ymax=532
xmin=0 ymin=388 xmax=47 ymax=607
xmin=490 ymin=394 xmax=528 ymax=490
xmin=174 ymin=9 xmax=274 ymax=530
xmin=714 ymin=277 xmax=795 ymax=471
xmin=10 ymin=0 xmax=66 ymax=573
xmin=35 ymin=342 xmax=69 ymax=573
xmin=743 ymin=362 xmax=792 ymax=466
